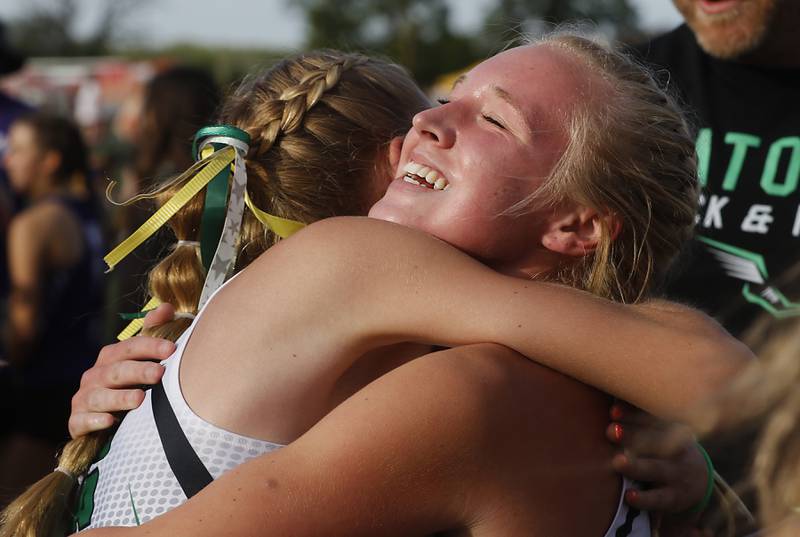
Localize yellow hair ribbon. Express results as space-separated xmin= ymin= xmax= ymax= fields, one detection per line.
xmin=103 ymin=147 xmax=236 ymax=272
xmin=117 ymin=296 xmax=162 ymax=341
xmin=244 ymin=191 xmax=306 ymax=239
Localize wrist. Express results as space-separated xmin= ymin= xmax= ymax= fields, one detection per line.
xmin=686 ymin=442 xmax=715 ymax=515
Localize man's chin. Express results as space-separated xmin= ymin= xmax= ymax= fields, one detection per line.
xmin=693 ymin=25 xmax=766 ymax=59
xmin=679 ymin=0 xmax=775 ymax=60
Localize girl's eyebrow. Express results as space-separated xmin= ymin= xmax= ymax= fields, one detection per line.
xmin=451 ymin=74 xmax=536 ymax=139
xmin=491 ymin=85 xmax=535 ymax=138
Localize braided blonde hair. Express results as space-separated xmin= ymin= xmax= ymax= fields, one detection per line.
xmin=146 ymin=50 xmax=430 ymax=340
xmin=0 ymin=49 xmax=430 ymax=537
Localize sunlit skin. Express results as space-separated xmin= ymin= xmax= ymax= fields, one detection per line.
xmin=2 ymin=120 xmax=84 ymax=363
xmin=3 ymin=122 xmax=52 ymax=196
xmin=673 ymin=0 xmax=800 ymax=65
xmin=369 ymin=45 xmax=608 ymax=279
xmin=66 ymin=43 xmax=756 ymax=537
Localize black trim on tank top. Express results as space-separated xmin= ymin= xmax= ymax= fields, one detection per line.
xmin=615 ymin=506 xmax=640 ymax=537
xmin=152 ymin=380 xmax=213 ymax=498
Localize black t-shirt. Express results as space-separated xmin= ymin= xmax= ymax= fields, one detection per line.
xmin=636 ymin=25 xmax=800 ymax=336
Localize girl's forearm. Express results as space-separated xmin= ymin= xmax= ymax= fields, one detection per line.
xmin=323 ymin=217 xmax=752 ymax=420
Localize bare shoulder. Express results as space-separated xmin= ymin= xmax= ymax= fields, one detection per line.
xmin=10 ymin=200 xmax=78 ymax=240
xmin=8 ymin=205 xmax=50 ymax=249
xmin=377 ymin=344 xmax=619 ymax=536
xmin=400 ymin=343 xmax=610 ymax=433
xmin=254 ymin=216 xmax=474 ymax=274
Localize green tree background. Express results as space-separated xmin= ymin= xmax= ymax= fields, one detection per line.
xmin=294 ymin=0 xmax=642 ymax=84
xmin=6 ymin=0 xmax=644 ymax=86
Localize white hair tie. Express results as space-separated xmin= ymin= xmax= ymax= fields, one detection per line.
xmin=54 ymin=467 xmax=75 ymax=480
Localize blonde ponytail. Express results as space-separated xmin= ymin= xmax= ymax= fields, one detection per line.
xmin=0 ymin=431 xmax=110 ymax=537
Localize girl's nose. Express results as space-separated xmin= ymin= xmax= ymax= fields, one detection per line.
xmin=412 ymin=105 xmax=455 ymax=149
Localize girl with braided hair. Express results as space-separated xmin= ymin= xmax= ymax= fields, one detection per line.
xmin=5 ymin=35 xmax=750 ymax=536
xmin=1 ymin=49 xmax=431 ymax=536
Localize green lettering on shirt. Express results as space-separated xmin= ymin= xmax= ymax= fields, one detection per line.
xmin=722 ymin=132 xmax=761 ymax=191
xmin=695 ymin=128 xmax=711 ymax=187
xmin=74 ymin=468 xmax=99 ymax=530
xmin=73 ymin=436 xmax=113 ymax=531
xmin=761 ymin=136 xmax=800 ymax=197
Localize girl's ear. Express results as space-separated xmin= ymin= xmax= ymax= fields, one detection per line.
xmin=540 ymin=206 xmax=620 ymax=257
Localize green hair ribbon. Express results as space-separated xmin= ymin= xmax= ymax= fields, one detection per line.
xmin=108 ymin=125 xmax=307 ymax=340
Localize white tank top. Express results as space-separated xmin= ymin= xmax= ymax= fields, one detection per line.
xmin=605 ymin=479 xmax=650 ymax=537
xmin=74 ymin=282 xmax=648 ymax=535
xmin=75 ymin=292 xmax=283 ymax=529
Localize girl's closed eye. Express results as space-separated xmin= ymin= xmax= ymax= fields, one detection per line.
xmin=482 ymin=113 xmax=507 ymax=130
xmin=436 ymin=98 xmax=450 ymax=106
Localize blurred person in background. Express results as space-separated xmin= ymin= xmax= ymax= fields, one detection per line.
xmin=0 ymin=20 xmax=32 ymax=353
xmin=108 ymin=66 xmax=219 ymax=332
xmin=637 ymin=0 xmax=800 ymax=336
xmin=730 ymin=264 xmax=800 ymax=536
xmin=635 ymin=0 xmax=800 ymax=516
xmin=0 ymin=113 xmax=104 ymax=508
xmin=688 ymin=264 xmax=800 ymax=536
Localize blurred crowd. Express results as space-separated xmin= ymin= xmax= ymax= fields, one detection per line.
xmin=0 ymin=21 xmax=222 ymax=503
xmin=0 ymin=0 xmax=799 ymax=534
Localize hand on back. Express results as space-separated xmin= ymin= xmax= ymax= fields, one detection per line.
xmin=608 ymin=401 xmax=710 ymax=532
xmin=68 ymin=304 xmax=177 ymax=438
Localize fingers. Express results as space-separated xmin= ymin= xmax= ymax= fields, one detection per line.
xmin=68 ymin=323 xmax=175 ymax=439
xmin=606 ymin=419 xmax=693 ymax=458
xmin=143 ymin=303 xmax=176 ymax=329
xmin=612 ymin=442 xmax=709 ymax=513
xmin=612 ymin=452 xmax=674 ymax=485
xmin=69 ymin=386 xmax=148 ymax=438
xmin=81 ymin=357 xmax=165 ymax=390
xmin=623 ymin=487 xmax=683 ymax=512
xmin=608 ymin=402 xmax=710 ymax=515
xmin=86 ymin=387 xmax=147 ymax=414
xmin=95 ymin=336 xmax=175 ymax=367
xmin=72 ymin=381 xmax=150 ymax=418
xmin=624 ymin=484 xmax=700 ymax=514
xmin=71 ymin=360 xmax=163 ymax=437
xmin=69 ymin=411 xmax=117 ymax=438
xmin=610 ymin=402 xmax=654 ymax=426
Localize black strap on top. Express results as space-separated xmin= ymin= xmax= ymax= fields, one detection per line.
xmin=151 ymin=380 xmax=213 ymax=498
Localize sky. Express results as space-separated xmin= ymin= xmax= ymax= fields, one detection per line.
xmin=0 ymin=0 xmax=684 ymax=50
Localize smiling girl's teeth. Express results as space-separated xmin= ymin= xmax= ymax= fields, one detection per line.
xmin=402 ymin=161 xmax=449 ymax=191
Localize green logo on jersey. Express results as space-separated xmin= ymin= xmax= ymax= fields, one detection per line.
xmin=698 ymin=236 xmax=800 ymax=318
xmin=73 ymin=436 xmax=113 ymax=531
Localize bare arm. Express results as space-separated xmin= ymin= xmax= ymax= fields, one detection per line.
xmin=81 ymin=344 xmax=613 ymax=537
xmin=244 ymin=216 xmax=750 ymax=422
xmin=5 ymin=203 xmax=84 ymax=365
xmin=81 ymin=347 xmax=506 ymax=537
xmin=5 ymin=211 xmax=47 ymax=364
